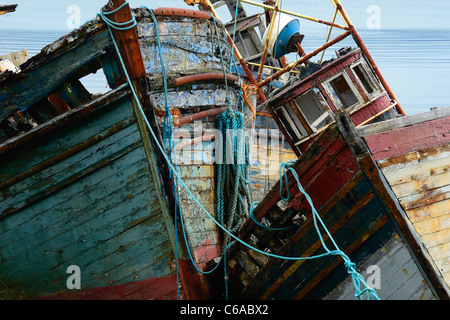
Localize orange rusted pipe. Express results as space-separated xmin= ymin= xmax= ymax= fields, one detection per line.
xmin=174 ymin=134 xmax=216 ymax=150
xmin=174 ymin=73 xmax=239 ymax=87
xmin=153 ymin=7 xmax=211 ymax=19
xmin=173 ymin=107 xmax=227 ymax=127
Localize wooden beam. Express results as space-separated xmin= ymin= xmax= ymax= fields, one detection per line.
xmin=102 ymin=0 xmax=145 ymax=80
xmin=0 ymin=31 xmax=112 ymax=120
xmin=358 ymin=106 xmax=450 ymax=137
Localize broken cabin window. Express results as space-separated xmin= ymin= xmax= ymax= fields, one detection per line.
xmin=323 ymin=72 xmax=361 ymax=109
xmin=273 ymin=87 xmax=332 ymax=144
xmin=351 ymin=61 xmax=378 ymax=96
xmin=274 ymin=105 xmax=309 ymax=141
xmin=293 ymin=88 xmax=333 ymax=132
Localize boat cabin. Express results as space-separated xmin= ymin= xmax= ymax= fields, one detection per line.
xmin=269 ymin=48 xmax=400 ymax=155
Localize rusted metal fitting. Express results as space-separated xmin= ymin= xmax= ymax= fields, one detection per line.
xmin=173 ymin=107 xmax=227 ymax=127
xmin=153 ymin=7 xmax=211 ymax=20
xmin=174 ymin=73 xmax=240 ymax=87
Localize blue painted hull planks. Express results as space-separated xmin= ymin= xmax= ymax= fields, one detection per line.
xmin=0 ymin=4 xmax=241 ymax=300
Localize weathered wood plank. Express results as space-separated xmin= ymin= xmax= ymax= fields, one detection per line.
xmin=392 ymin=172 xmax=450 ymax=200
xmin=136 ymin=17 xmax=231 ymax=79
xmin=0 ymin=138 xmax=142 ymax=219
xmin=0 ymin=30 xmax=112 ymax=119
xmin=413 ymin=211 xmax=450 ymax=237
xmin=1 ymin=121 xmax=141 ymax=211
xmin=380 ymin=150 xmax=450 ymax=185
xmin=0 ymin=84 xmax=129 ymax=158
xmin=0 ymin=89 xmax=133 ymax=181
xmin=1 ymin=174 xmax=158 ymax=271
xmin=428 ymin=241 xmax=450 ymax=263
xmin=399 ymin=185 xmax=450 ymax=211
xmin=406 ymin=198 xmax=450 ymax=224
xmin=0 ymin=161 xmax=174 ymax=298
xmin=238 ymin=175 xmax=381 ymax=299
xmin=0 ymin=49 xmax=29 ymax=67
xmin=358 ymin=106 xmax=450 ymax=137
xmin=420 ymin=228 xmax=450 ymax=250
xmin=0 ymin=148 xmax=150 ymax=237
xmin=7 ymin=212 xmax=170 ymax=295
xmin=364 ymin=119 xmax=450 ymax=161
xmin=0 ymin=151 xmax=152 ymax=255
xmin=324 ymin=234 xmax=436 ymax=300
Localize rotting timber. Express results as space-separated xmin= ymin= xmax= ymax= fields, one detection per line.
xmin=0 ymin=0 xmax=449 ymax=301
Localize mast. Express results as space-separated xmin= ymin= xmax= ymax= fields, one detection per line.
xmin=186 ymin=0 xmax=406 ymax=116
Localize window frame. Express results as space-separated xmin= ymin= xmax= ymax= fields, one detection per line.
xmin=350 ymin=59 xmax=380 ymax=100
xmin=322 ymin=71 xmax=363 ymax=111
xmin=274 ymin=87 xmax=333 ymax=145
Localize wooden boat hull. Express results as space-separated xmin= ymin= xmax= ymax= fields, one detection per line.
xmin=0 ymin=87 xmax=183 ymax=299
xmin=0 ymin=5 xmax=237 ymax=300
xmin=360 ymin=107 xmax=450 ymax=290
xmin=225 ymin=112 xmax=448 ymax=299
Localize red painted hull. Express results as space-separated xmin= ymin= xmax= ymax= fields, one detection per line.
xmin=35 ymin=275 xmax=179 ymax=300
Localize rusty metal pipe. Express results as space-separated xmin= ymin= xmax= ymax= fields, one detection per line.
xmin=153 ymin=7 xmax=212 ymax=19
xmin=174 ymin=73 xmax=239 ymax=87
xmin=174 ymin=134 xmax=216 ymax=150
xmin=173 ymin=107 xmax=227 ymax=127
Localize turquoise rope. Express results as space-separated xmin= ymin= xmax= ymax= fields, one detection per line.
xmin=99 ymin=2 xmax=380 ymax=301
xmin=146 ymin=8 xmax=179 ymax=300
xmin=144 ymin=5 xmax=239 ymax=298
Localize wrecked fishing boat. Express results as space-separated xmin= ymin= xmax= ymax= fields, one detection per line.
xmin=0 ymin=0 xmax=449 ymax=301
xmin=0 ymin=0 xmax=251 ymax=300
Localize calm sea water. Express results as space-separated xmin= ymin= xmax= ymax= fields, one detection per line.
xmin=1 ymin=12 xmax=449 ymax=115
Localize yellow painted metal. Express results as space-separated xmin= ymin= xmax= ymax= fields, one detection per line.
xmin=319 ymin=8 xmax=338 ymax=64
xmin=256 ymin=0 xmax=281 ymax=83
xmin=246 ymin=61 xmax=300 ymax=74
xmin=240 ymin=0 xmax=348 ymax=30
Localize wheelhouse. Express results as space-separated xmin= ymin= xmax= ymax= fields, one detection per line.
xmin=269 ymin=48 xmax=400 ymax=155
